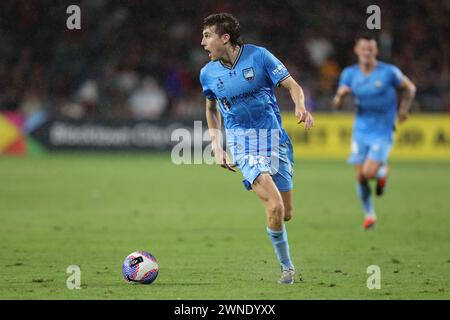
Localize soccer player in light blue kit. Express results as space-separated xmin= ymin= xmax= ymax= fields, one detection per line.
xmin=200 ymin=13 xmax=314 ymax=284
xmin=333 ymin=34 xmax=416 ymax=229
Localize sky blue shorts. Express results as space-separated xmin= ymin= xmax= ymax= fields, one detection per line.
xmin=237 ymin=138 xmax=294 ymax=192
xmin=348 ymin=137 xmax=393 ymax=165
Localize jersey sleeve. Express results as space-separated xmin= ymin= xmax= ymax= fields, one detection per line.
xmin=338 ymin=67 xmax=353 ymax=88
xmin=260 ymin=47 xmax=290 ymax=87
xmin=199 ymin=69 xmax=216 ymax=101
xmin=389 ymin=65 xmax=404 ymax=88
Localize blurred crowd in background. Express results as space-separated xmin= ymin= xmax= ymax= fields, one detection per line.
xmin=0 ymin=0 xmax=449 ymax=123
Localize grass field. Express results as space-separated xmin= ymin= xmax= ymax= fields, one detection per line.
xmin=0 ymin=153 xmax=449 ymax=299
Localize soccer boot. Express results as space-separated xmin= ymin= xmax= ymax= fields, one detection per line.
xmin=278 ymin=268 xmax=295 ymax=285
xmin=363 ymin=216 xmax=376 ymax=230
xmin=376 ymin=167 xmax=389 ymax=196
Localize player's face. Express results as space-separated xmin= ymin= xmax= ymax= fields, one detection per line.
xmin=354 ymin=39 xmax=378 ymax=65
xmin=201 ymin=26 xmax=226 ymax=61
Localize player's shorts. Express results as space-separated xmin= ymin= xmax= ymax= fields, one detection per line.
xmin=348 ymin=137 xmax=393 ymax=165
xmin=236 ymin=138 xmax=294 ymax=192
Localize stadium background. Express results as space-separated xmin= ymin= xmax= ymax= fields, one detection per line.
xmin=0 ymin=0 xmax=449 ymax=158
xmin=0 ymin=0 xmax=449 ymax=300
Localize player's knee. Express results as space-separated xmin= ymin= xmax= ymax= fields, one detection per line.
xmin=267 ymin=199 xmax=284 ymax=220
xmin=362 ymin=167 xmax=377 ymax=179
xmin=356 ymin=171 xmax=365 ymax=183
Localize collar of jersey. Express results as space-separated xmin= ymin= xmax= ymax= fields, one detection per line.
xmin=219 ymin=44 xmax=244 ymax=70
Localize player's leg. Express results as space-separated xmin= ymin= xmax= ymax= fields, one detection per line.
xmin=359 ymin=141 xmax=392 ymax=228
xmin=361 ymin=159 xmax=383 ymax=179
xmin=364 ymin=141 xmax=393 ymax=196
xmin=349 ymin=139 xmax=376 ymax=228
xmin=272 ymin=138 xmax=294 ymax=222
xmin=356 ymin=164 xmax=376 ymax=229
xmin=375 ymin=164 xmax=389 ymax=196
xmin=280 ymin=191 xmax=293 ymax=221
xmin=252 ymin=173 xmax=295 ymax=284
xmin=252 ymin=173 xmax=285 ymax=230
xmin=361 ymin=159 xmax=389 ymax=195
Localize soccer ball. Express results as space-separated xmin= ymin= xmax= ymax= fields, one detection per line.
xmin=122 ymin=251 xmax=159 ymax=284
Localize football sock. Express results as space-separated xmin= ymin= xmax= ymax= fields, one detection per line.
xmin=376 ymin=165 xmax=388 ymax=179
xmin=356 ymin=180 xmax=375 ymax=217
xmin=266 ymin=225 xmax=294 ymax=270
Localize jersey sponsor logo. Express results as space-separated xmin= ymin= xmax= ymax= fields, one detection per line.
xmin=229 ymin=89 xmax=259 ymax=104
xmin=216 ymin=77 xmax=225 ymax=91
xmin=220 ymin=97 xmax=231 ymax=111
xmin=243 ymin=67 xmax=255 ymax=81
xmin=272 ymin=64 xmax=287 ymax=76
xmin=219 ymin=89 xmax=258 ymax=111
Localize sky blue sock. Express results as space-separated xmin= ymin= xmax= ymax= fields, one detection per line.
xmin=356 ymin=181 xmax=375 ymax=216
xmin=266 ymin=225 xmax=294 ymax=270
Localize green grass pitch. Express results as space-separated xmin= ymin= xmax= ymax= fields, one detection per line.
xmin=0 ymin=154 xmax=449 ymax=299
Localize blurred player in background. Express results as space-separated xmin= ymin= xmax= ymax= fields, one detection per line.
xmin=199 ymin=13 xmax=314 ymax=284
xmin=332 ymin=34 xmax=416 ymax=229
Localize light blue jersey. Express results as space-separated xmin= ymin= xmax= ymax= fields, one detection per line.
xmin=200 ymin=44 xmax=293 ymax=190
xmin=200 ymin=44 xmax=290 ymax=145
xmin=339 ymin=61 xmax=404 ymax=142
xmin=339 ymin=61 xmax=404 ymax=164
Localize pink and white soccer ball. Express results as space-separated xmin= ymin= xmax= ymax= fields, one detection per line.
xmin=122 ymin=251 xmax=159 ymax=284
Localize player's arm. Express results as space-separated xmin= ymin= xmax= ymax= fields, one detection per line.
xmin=205 ymin=98 xmax=221 ymax=145
xmin=332 ymin=67 xmax=352 ymax=110
xmin=332 ymin=85 xmax=351 ymax=110
xmin=397 ymin=75 xmax=416 ymax=123
xmin=279 ymin=76 xmax=314 ymax=129
xmin=205 ymin=99 xmax=235 ymax=172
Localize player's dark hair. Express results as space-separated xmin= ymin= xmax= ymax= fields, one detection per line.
xmin=203 ymin=13 xmax=242 ymax=46
xmin=355 ymin=32 xmax=378 ymax=44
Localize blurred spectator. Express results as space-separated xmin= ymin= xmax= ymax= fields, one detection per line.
xmin=318 ymin=58 xmax=340 ymax=93
xmin=306 ymin=36 xmax=334 ymax=68
xmin=77 ymin=79 xmax=100 ymax=117
xmin=128 ymin=77 xmax=167 ymax=119
xmin=59 ymin=100 xmax=85 ymax=119
xmin=0 ymin=0 xmax=449 ymax=121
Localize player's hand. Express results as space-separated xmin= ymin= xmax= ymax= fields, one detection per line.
xmin=212 ymin=148 xmax=236 ymax=172
xmin=332 ymin=95 xmax=342 ymax=110
xmin=398 ymin=107 xmax=409 ymax=123
xmin=295 ymin=108 xmax=314 ymax=130
xmin=332 ymin=86 xmax=351 ymax=110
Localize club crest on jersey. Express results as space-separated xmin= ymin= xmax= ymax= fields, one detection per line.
xmin=375 ymin=80 xmax=382 ymax=88
xmin=243 ymin=68 xmax=255 ymax=81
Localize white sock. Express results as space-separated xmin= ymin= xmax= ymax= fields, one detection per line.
xmin=376 ymin=165 xmax=387 ymax=179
